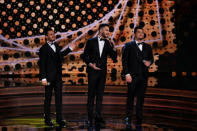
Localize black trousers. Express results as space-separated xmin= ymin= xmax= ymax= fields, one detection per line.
xmin=87 ymin=70 xmax=106 ymax=122
xmin=44 ymin=79 xmax=63 ymax=122
xmin=126 ymin=74 xmax=147 ymax=124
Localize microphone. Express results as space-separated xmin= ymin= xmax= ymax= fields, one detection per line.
xmin=108 ymin=37 xmax=115 ymax=49
xmin=47 ymin=82 xmax=50 ymax=86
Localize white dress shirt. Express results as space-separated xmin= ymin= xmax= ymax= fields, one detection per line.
xmin=48 ymin=41 xmax=56 ymax=52
xmin=98 ymin=37 xmax=105 ymax=57
xmin=136 ymin=40 xmax=143 ymax=51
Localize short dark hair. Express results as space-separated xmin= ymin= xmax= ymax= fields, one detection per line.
xmin=44 ymin=27 xmax=54 ymax=36
xmin=99 ymin=23 xmax=109 ymax=31
xmin=134 ymin=26 xmax=143 ymax=34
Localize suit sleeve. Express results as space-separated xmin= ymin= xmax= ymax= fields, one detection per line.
xmin=148 ymin=45 xmax=154 ymax=65
xmin=61 ymin=47 xmax=72 ymax=57
xmin=122 ymin=44 xmax=130 ymax=75
xmin=81 ymin=39 xmax=92 ymax=65
xmin=107 ymin=41 xmax=117 ymax=63
xmin=39 ymin=47 xmax=47 ymax=80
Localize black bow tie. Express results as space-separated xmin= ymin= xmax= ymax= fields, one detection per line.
xmin=137 ymin=42 xmax=143 ymax=46
xmin=100 ymin=38 xmax=105 ymax=41
xmin=48 ymin=41 xmax=55 ymax=45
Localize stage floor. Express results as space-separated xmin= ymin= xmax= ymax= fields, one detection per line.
xmin=0 ymin=79 xmax=197 ymax=131
xmin=0 ymin=105 xmax=196 ymax=131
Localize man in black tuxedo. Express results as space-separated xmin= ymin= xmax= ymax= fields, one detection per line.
xmin=122 ymin=27 xmax=154 ymax=131
xmin=82 ymin=23 xmax=117 ymax=130
xmin=39 ymin=28 xmax=75 ymax=127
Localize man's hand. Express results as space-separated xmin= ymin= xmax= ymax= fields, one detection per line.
xmin=42 ymin=79 xmax=48 ymax=86
xmin=69 ymin=43 xmax=76 ymax=50
xmin=125 ymin=74 xmax=132 ymax=83
xmin=143 ymin=60 xmax=151 ymax=67
xmin=108 ymin=38 xmax=116 ymax=51
xmin=89 ymin=63 xmax=101 ymax=70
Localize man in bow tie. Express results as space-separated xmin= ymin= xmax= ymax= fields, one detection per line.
xmin=122 ymin=26 xmax=154 ymax=131
xmin=82 ymin=23 xmax=117 ymax=130
xmin=39 ymin=28 xmax=75 ymax=127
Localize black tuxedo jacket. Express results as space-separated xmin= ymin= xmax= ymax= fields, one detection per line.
xmin=39 ymin=42 xmax=71 ymax=82
xmin=122 ymin=41 xmax=154 ymax=76
xmin=82 ymin=37 xmax=117 ymax=73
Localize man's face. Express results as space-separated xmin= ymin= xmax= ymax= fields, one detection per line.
xmin=100 ymin=26 xmax=109 ymax=38
xmin=135 ymin=29 xmax=144 ymax=40
xmin=46 ymin=30 xmax=56 ymax=42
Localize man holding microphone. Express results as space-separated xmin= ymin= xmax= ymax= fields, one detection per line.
xmin=39 ymin=28 xmax=75 ymax=127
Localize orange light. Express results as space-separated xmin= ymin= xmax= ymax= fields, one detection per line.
xmin=10 ymin=27 xmax=15 ymax=32
xmin=8 ymin=16 xmax=13 ymax=21
xmin=15 ymin=21 xmax=19 ymax=26
xmin=21 ymin=26 xmax=26 ymax=30
xmin=75 ymin=5 xmax=80 ymax=10
xmin=20 ymin=14 xmax=25 ymax=19
xmin=80 ymin=0 xmax=84 ymax=3
xmin=71 ymin=11 xmax=75 ymax=16
xmin=191 ymin=72 xmax=196 ymax=76
xmin=88 ymin=15 xmax=92 ymax=20
xmin=66 ymin=19 xmax=70 ymax=23
xmin=69 ymin=1 xmax=74 ymax=5
xmin=2 ymin=11 xmax=6 ymax=16
xmin=83 ymin=21 xmax=87 ymax=26
xmin=7 ymin=4 xmax=11 ymax=9
xmin=103 ymin=7 xmax=108 ymax=12
xmin=92 ymin=8 xmax=97 ymax=13
xmin=28 ymin=31 xmax=33 ymax=36
xmin=99 ymin=13 xmax=103 ymax=17
xmin=97 ymin=2 xmax=101 ymax=6
xmin=25 ymin=7 xmax=29 ymax=12
xmin=3 ymin=22 xmax=8 ymax=27
xmin=26 ymin=19 xmax=31 ymax=24
xmin=182 ymin=72 xmax=187 ymax=76
xmin=172 ymin=72 xmax=176 ymax=77
xmin=60 ymin=14 xmax=64 ymax=19
xmin=17 ymin=32 xmax=21 ymax=37
xmin=72 ymin=23 xmax=76 ymax=28
xmin=5 ymin=34 xmax=9 ymax=39
xmin=13 ymin=9 xmax=18 ymax=14
xmin=81 ymin=10 xmax=86 ymax=15
xmin=108 ymin=0 xmax=112 ymax=4
xmin=42 ymin=10 xmax=47 ymax=15
xmin=77 ymin=16 xmax=81 ymax=21
xmin=87 ymin=3 xmax=91 ymax=8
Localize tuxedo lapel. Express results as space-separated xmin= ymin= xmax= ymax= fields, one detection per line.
xmin=46 ymin=43 xmax=56 ymax=58
xmin=100 ymin=40 xmax=107 ymax=58
xmin=141 ymin=44 xmax=149 ymax=60
xmin=133 ymin=41 xmax=143 ymax=55
xmin=95 ymin=37 xmax=100 ymax=57
xmin=54 ymin=42 xmax=61 ymax=53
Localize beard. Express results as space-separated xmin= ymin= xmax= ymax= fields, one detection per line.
xmin=101 ymin=32 xmax=108 ymax=38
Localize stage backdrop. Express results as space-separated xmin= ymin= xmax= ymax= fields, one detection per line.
xmin=0 ymin=0 xmax=176 ymax=88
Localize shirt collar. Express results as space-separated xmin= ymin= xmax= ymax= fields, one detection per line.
xmin=98 ymin=36 xmax=105 ymax=42
xmin=135 ymin=40 xmax=140 ymax=44
xmin=47 ymin=41 xmax=54 ymax=45
xmin=98 ymin=36 xmax=101 ymax=40
xmin=135 ymin=40 xmax=143 ymax=45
